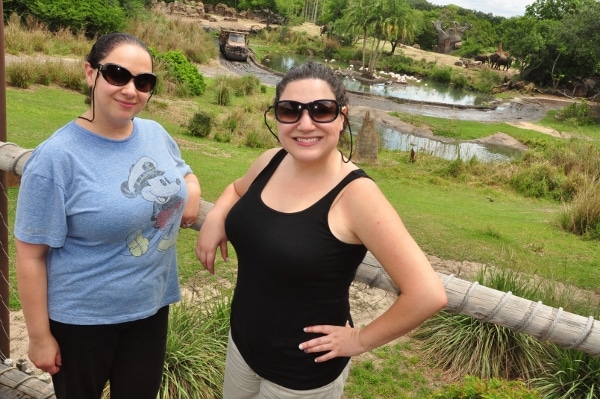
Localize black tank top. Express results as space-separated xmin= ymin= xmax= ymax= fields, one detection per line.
xmin=225 ymin=149 xmax=370 ymax=390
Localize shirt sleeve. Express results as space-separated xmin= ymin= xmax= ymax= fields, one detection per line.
xmin=15 ymin=170 xmax=68 ymax=248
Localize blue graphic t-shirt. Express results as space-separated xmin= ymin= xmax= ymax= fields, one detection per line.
xmin=15 ymin=118 xmax=193 ymax=325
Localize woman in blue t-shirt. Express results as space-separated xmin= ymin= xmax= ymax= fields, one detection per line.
xmin=14 ymin=32 xmax=201 ymax=399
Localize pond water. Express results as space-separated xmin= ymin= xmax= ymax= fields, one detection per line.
xmin=261 ymin=53 xmax=493 ymax=106
xmin=378 ymin=126 xmax=521 ymax=163
xmin=262 ymin=53 xmax=521 ymax=163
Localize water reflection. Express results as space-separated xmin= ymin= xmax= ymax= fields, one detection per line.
xmin=349 ymin=120 xmax=522 ymax=163
xmin=380 ymin=127 xmax=520 ymax=163
xmin=261 ymin=54 xmax=492 ymax=106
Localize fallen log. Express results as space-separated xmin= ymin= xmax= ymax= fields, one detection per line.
xmin=3 ymin=144 xmax=599 ymax=357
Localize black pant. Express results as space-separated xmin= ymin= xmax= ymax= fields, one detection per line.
xmin=50 ymin=305 xmax=169 ymax=399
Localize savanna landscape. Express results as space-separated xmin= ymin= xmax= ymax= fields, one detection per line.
xmin=2 ymin=0 xmax=600 ymax=397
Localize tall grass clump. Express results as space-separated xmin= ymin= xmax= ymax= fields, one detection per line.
xmin=5 ymin=59 xmax=84 ymax=92
xmin=414 ymin=267 xmax=550 ymax=381
xmin=214 ymin=77 xmax=233 ymax=106
xmin=129 ymin=11 xmax=218 ymax=64
xmin=558 ymin=178 xmax=600 ymax=239
xmin=531 ymin=347 xmax=600 ymax=399
xmin=160 ymin=292 xmax=231 ymax=399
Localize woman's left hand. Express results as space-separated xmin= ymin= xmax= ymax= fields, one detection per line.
xmin=299 ymin=322 xmax=367 ymax=363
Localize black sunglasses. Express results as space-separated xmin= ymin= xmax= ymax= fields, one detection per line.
xmin=272 ymin=99 xmax=341 ymax=124
xmin=97 ymin=63 xmax=157 ymax=93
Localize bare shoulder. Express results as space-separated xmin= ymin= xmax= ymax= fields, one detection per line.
xmin=236 ymin=147 xmax=283 ymax=192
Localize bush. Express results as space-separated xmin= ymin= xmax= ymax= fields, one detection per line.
xmin=428 ymin=66 xmax=453 ymax=84
xmin=155 ymin=50 xmax=206 ymax=97
xmin=509 ymin=161 xmax=567 ymax=200
xmin=24 ymin=0 xmax=126 ymax=37
xmin=231 ymin=75 xmax=261 ymax=97
xmin=555 ymin=100 xmax=596 ymax=126
xmin=188 ymin=111 xmax=212 ymax=138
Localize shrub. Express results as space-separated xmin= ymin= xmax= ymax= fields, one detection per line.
xmin=555 ymin=100 xmax=596 ymax=126
xmin=188 ymin=111 xmax=212 ymax=138
xmin=6 ymin=62 xmax=36 ymax=89
xmin=24 ymin=0 xmax=126 ymax=37
xmin=231 ymin=75 xmax=261 ymax=97
xmin=509 ymin=161 xmax=567 ymax=200
xmin=428 ymin=66 xmax=453 ymax=84
xmin=155 ymin=50 xmax=206 ymax=97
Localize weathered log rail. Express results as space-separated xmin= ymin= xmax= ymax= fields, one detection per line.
xmin=2 ymin=143 xmax=599 ymax=358
xmin=0 ymin=363 xmax=55 ymax=398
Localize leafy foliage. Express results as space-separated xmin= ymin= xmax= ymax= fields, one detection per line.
xmin=155 ymin=50 xmax=207 ymax=96
xmin=9 ymin=0 xmax=127 ymax=37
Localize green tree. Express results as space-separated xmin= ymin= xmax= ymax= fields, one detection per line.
xmin=525 ymin=0 xmax=582 ymax=20
xmin=7 ymin=0 xmax=126 ymax=37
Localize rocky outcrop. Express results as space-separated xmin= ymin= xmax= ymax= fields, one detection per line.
xmin=154 ymin=0 xmax=206 ymax=18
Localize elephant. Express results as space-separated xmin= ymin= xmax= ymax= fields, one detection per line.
xmin=474 ymin=54 xmax=489 ymax=64
xmin=489 ymin=52 xmax=512 ymax=71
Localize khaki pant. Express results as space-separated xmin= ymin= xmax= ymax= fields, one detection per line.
xmin=223 ymin=331 xmax=350 ymax=399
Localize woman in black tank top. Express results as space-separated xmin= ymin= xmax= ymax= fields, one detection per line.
xmin=196 ymin=61 xmax=447 ymax=399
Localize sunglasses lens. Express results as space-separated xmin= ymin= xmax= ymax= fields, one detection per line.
xmin=275 ymin=101 xmax=302 ymax=123
xmin=133 ymin=74 xmax=157 ymax=93
xmin=102 ymin=64 xmax=131 ymax=86
xmin=310 ymin=100 xmax=339 ymax=122
xmin=100 ymin=64 xmax=156 ymax=93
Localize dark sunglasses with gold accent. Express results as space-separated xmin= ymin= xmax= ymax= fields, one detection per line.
xmin=271 ymin=99 xmax=341 ymax=124
xmin=97 ymin=63 xmax=157 ymax=93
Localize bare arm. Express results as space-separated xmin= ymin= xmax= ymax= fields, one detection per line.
xmin=181 ymin=173 xmax=201 ymax=228
xmin=195 ymin=148 xmax=281 ymax=274
xmin=15 ymin=239 xmax=62 ymax=374
xmin=301 ymin=178 xmax=447 ymax=361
